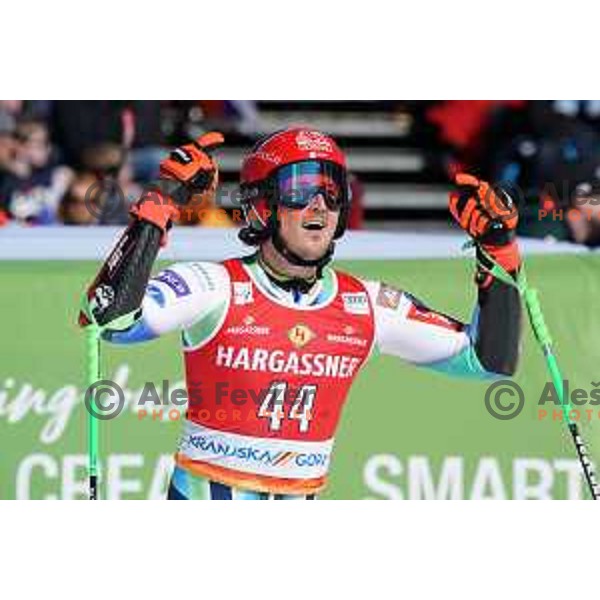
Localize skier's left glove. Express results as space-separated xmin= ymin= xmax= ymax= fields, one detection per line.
xmin=449 ymin=173 xmax=521 ymax=274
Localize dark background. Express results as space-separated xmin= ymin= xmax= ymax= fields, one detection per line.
xmin=2 ymin=100 xmax=600 ymax=244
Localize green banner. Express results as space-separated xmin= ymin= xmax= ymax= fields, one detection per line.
xmin=2 ymin=255 xmax=600 ymax=499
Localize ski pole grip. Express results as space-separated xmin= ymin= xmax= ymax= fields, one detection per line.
xmin=524 ymin=288 xmax=552 ymax=347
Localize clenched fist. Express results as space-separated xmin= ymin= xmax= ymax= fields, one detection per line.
xmin=449 ymin=173 xmax=521 ymax=274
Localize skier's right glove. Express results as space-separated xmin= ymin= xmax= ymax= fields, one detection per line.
xmin=131 ymin=132 xmax=225 ymax=241
xmin=159 ymin=131 xmax=224 ymax=193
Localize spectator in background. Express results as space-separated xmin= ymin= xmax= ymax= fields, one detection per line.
xmin=425 ymin=100 xmax=527 ymax=176
xmin=0 ymin=100 xmax=24 ymax=119
xmin=0 ymin=109 xmax=17 ymax=190
xmin=51 ymin=101 xmax=168 ymax=184
xmin=567 ymin=182 xmax=600 ymax=246
xmin=80 ymin=143 xmax=142 ymax=225
xmin=59 ymin=173 xmax=99 ymax=225
xmin=427 ymin=100 xmax=600 ymax=247
xmin=0 ymin=111 xmax=17 ymax=225
xmin=0 ymin=117 xmax=73 ymax=225
xmin=126 ymin=101 xmax=167 ymax=182
xmin=51 ymin=101 xmax=125 ymax=169
xmin=485 ymin=102 xmax=600 ymax=246
xmin=0 ymin=100 xmax=52 ymax=121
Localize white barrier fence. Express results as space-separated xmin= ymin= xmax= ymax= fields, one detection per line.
xmin=0 ymin=226 xmax=587 ymax=261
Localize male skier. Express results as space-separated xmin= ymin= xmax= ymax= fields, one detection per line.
xmin=80 ymin=127 xmax=522 ymax=500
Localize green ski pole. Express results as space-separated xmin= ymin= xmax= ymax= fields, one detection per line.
xmin=522 ymin=286 xmax=599 ymax=499
xmin=85 ymin=322 xmax=100 ymax=500
xmin=479 ymin=248 xmax=600 ymax=500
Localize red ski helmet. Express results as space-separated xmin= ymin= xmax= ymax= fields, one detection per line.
xmin=238 ymin=128 xmax=351 ymax=256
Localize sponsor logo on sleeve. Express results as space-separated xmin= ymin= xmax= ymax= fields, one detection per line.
xmin=146 ymin=284 xmax=166 ymax=307
xmin=406 ymin=301 xmax=464 ymax=332
xmin=341 ymin=292 xmax=370 ymax=315
xmin=376 ymin=283 xmax=403 ymax=310
xmin=107 ymin=236 xmax=128 ymax=274
xmin=154 ymin=269 xmax=191 ymax=298
xmin=93 ymin=284 xmax=115 ymax=311
xmin=233 ymin=281 xmax=254 ymax=305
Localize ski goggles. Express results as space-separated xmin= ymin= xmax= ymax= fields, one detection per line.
xmin=242 ymin=160 xmax=350 ymax=211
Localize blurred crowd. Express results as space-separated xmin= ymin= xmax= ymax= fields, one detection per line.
xmin=2 ymin=100 xmax=600 ymax=246
xmin=0 ymin=101 xmax=261 ymax=228
xmin=420 ymin=100 xmax=600 ymax=246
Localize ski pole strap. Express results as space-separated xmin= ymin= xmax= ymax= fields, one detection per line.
xmin=472 ymin=243 xmax=562 ymax=394
xmin=473 ymin=244 xmax=553 ymax=347
xmin=462 ymin=240 xmax=525 ymax=292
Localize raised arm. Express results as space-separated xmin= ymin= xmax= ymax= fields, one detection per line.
xmin=365 ymin=174 xmax=522 ymax=379
xmin=78 ymin=132 xmax=223 ymax=337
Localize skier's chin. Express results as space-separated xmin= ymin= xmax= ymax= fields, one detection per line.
xmin=288 ymin=231 xmax=334 ymax=261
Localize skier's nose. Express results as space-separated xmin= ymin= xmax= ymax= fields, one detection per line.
xmin=306 ymin=193 xmax=327 ymax=212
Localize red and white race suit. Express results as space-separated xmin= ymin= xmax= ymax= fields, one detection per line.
xmin=106 ymin=254 xmax=488 ymax=494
